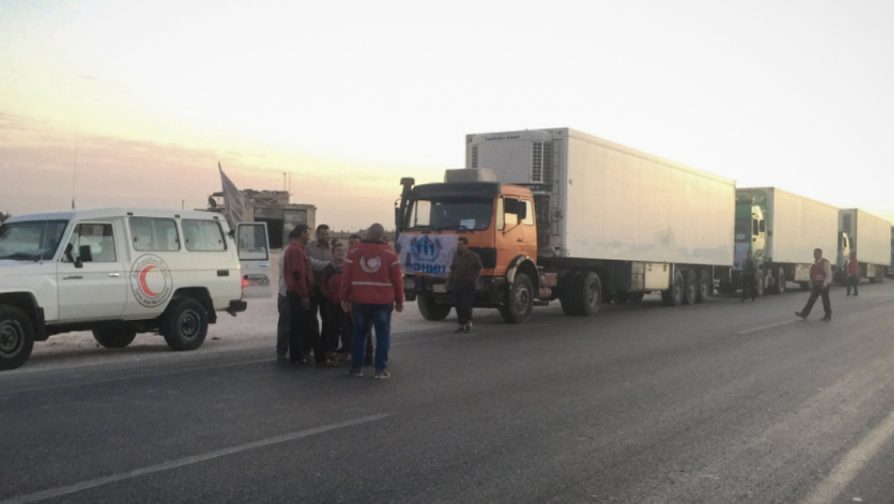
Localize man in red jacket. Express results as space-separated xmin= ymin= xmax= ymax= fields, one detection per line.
xmin=284 ymin=224 xmax=319 ymax=364
xmin=340 ymin=223 xmax=404 ymax=379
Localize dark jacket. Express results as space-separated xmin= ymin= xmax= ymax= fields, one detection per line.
xmin=447 ymin=249 xmax=483 ymax=291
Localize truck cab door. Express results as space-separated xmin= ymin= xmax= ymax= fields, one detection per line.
xmin=57 ymin=220 xmax=127 ymax=321
xmin=237 ymin=222 xmax=272 ymax=298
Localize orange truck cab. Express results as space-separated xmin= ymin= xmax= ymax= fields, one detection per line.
xmin=394 ymin=170 xmax=556 ymax=323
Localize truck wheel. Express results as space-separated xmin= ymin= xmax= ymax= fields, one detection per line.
xmin=695 ymin=270 xmax=711 ymax=303
xmin=775 ymin=268 xmax=786 ymax=294
xmin=500 ymin=273 xmax=534 ymax=323
xmin=162 ymin=297 xmax=208 ymax=351
xmin=572 ymin=271 xmax=602 ymax=316
xmin=559 ymin=271 xmax=581 ymax=315
xmin=613 ymin=290 xmax=629 ymax=304
xmin=0 ymin=305 xmax=35 ymax=371
xmin=799 ymin=282 xmax=810 ymax=291
xmin=682 ymin=270 xmax=698 ymax=305
xmin=417 ymin=293 xmax=451 ymax=321
xmin=662 ymin=270 xmax=685 ymax=307
xmin=92 ymin=327 xmax=137 ymax=349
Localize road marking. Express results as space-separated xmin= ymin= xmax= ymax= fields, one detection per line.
xmin=800 ymin=407 xmax=894 ymax=504
xmin=738 ymin=319 xmax=799 ymax=335
xmin=0 ymin=413 xmax=392 ymax=504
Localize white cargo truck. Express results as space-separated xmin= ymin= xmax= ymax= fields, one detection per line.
xmin=838 ymin=209 xmax=891 ymax=282
xmin=394 ymin=127 xmax=735 ymax=323
xmin=727 ymin=187 xmax=839 ymax=294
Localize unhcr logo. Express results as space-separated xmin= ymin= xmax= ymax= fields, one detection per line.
xmin=406 ymin=235 xmax=448 ymax=275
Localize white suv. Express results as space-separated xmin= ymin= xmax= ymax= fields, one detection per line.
xmin=0 ymin=208 xmax=270 ymax=370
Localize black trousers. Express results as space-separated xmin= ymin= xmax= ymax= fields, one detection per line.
xmin=288 ymin=292 xmax=324 ymax=362
xmin=323 ymin=301 xmax=352 ymax=353
xmin=741 ymin=274 xmax=756 ymax=301
xmin=847 ymin=276 xmax=859 ymax=296
xmin=801 ymin=285 xmax=832 ymax=318
xmin=454 ymin=286 xmax=476 ymax=325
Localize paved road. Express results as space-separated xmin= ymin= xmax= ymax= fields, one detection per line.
xmin=2 ymin=283 xmax=894 ymax=503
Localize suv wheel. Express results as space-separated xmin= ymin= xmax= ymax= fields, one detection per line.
xmin=162 ymin=297 xmax=208 ymax=351
xmin=93 ymin=327 xmax=138 ymax=349
xmin=0 ymin=305 xmax=35 ymax=371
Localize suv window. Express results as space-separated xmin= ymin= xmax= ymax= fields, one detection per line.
xmin=129 ymin=217 xmax=180 ymax=252
xmin=182 ymin=219 xmax=226 ymax=252
xmin=64 ymin=223 xmax=117 ymax=263
xmin=0 ymin=220 xmax=68 ymax=261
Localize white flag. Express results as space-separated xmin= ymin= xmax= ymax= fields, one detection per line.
xmin=218 ymin=162 xmax=245 ymax=228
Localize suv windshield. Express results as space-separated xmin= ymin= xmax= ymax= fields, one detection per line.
xmin=0 ymin=220 xmax=68 ymax=261
xmin=407 ymin=198 xmax=493 ymax=231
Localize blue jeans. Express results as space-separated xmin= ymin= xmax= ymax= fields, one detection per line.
xmin=351 ymin=303 xmax=393 ymax=372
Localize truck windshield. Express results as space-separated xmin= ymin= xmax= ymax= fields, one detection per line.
xmin=0 ymin=220 xmax=68 ymax=261
xmin=407 ymin=198 xmax=493 ymax=231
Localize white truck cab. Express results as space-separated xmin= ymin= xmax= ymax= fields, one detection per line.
xmin=0 ymin=208 xmax=270 ymax=370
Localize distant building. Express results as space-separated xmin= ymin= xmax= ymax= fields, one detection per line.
xmin=207 ymin=190 xmax=316 ymax=249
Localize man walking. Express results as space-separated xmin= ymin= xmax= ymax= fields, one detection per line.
xmin=447 ymin=237 xmax=482 ymax=332
xmin=284 ymin=224 xmax=314 ymax=363
xmin=796 ymin=248 xmax=833 ymax=321
xmin=846 ymin=251 xmax=859 ymax=296
xmin=741 ymin=249 xmax=757 ymax=303
xmin=340 ymin=223 xmax=404 ymax=379
xmin=275 ymin=229 xmax=301 ymax=359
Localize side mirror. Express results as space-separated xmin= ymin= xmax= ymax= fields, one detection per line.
xmin=78 ymin=244 xmax=93 ymax=264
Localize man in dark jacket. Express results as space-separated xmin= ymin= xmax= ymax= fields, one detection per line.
xmin=741 ymin=250 xmax=757 ymax=302
xmin=447 ymin=237 xmax=482 ymax=332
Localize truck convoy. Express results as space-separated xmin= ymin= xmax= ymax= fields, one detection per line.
xmin=726 ymin=187 xmax=839 ymax=295
xmin=837 ymin=209 xmax=890 ymax=283
xmin=395 ymin=128 xmax=735 ymax=322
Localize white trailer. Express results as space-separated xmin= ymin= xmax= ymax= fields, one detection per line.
xmin=838 ymin=209 xmax=891 ymax=282
xmin=732 ymin=187 xmax=839 ymax=293
xmin=466 ymin=127 xmax=735 ymax=308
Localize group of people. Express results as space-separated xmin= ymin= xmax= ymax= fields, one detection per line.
xmin=740 ymin=247 xmax=863 ymax=322
xmin=276 ymin=223 xmax=404 ymax=379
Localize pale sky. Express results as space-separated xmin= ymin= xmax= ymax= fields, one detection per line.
xmin=1 ymin=0 xmax=893 ymax=230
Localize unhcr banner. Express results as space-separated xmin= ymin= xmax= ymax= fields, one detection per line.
xmin=396 ymin=233 xmax=458 ymax=278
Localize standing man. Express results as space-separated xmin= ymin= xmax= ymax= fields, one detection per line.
xmin=307 ymin=224 xmax=333 ymax=357
xmin=284 ymin=224 xmax=314 ymax=363
xmin=275 ymin=228 xmax=301 ymax=359
xmin=741 ymin=249 xmax=757 ymax=303
xmin=846 ymin=251 xmax=859 ymax=296
xmin=447 ymin=237 xmax=482 ymax=332
xmin=796 ymin=248 xmax=833 ymax=321
xmin=340 ymin=223 xmax=404 ymax=379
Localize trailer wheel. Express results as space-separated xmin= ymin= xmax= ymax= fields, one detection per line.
xmin=696 ymin=270 xmax=711 ymax=303
xmin=559 ymin=271 xmax=581 ymax=315
xmin=662 ymin=270 xmax=685 ymax=307
xmin=417 ymin=293 xmax=451 ymax=321
xmin=500 ymin=273 xmax=534 ymax=323
xmin=162 ymin=297 xmax=208 ymax=351
xmin=682 ymin=270 xmax=698 ymax=305
xmin=799 ymin=282 xmax=810 ymax=291
xmin=0 ymin=305 xmax=34 ymax=371
xmin=92 ymin=327 xmax=137 ymax=349
xmin=572 ymin=271 xmax=602 ymax=316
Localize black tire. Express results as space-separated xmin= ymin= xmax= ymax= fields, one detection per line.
xmin=417 ymin=293 xmax=451 ymax=321
xmin=662 ymin=270 xmax=685 ymax=307
xmin=799 ymin=282 xmax=810 ymax=291
xmin=613 ymin=290 xmax=629 ymax=304
xmin=696 ymin=270 xmax=711 ymax=303
xmin=775 ymin=268 xmax=786 ymax=294
xmin=573 ymin=271 xmax=602 ymax=316
xmin=500 ymin=272 xmax=534 ymax=323
xmin=682 ymin=270 xmax=698 ymax=305
xmin=559 ymin=271 xmax=581 ymax=315
xmin=161 ymin=297 xmax=209 ymax=351
xmin=92 ymin=327 xmax=137 ymax=349
xmin=627 ymin=291 xmax=645 ymax=302
xmin=0 ymin=305 xmax=35 ymax=371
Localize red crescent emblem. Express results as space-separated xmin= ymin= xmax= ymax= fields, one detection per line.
xmin=139 ymin=264 xmax=159 ymax=297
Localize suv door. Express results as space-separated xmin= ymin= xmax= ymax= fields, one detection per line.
xmin=237 ymin=222 xmax=272 ymax=298
xmin=57 ymin=220 xmax=127 ymax=321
